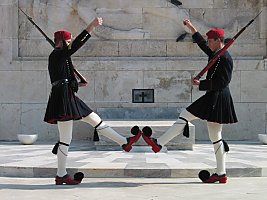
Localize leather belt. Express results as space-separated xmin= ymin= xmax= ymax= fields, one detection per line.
xmin=52 ymin=79 xmax=68 ymax=87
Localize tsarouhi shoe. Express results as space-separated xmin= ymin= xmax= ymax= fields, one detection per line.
xmin=55 ymin=172 xmax=84 ymax=185
xmin=204 ymin=173 xmax=228 ymax=184
xmin=122 ymin=126 xmax=142 ymax=152
xmin=141 ymin=126 xmax=162 ymax=153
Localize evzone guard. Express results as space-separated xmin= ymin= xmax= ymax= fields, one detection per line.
xmin=140 ymin=19 xmax=238 ymax=184
xmin=44 ymin=17 xmax=141 ymax=185
xmin=138 ymin=12 xmax=261 ymax=183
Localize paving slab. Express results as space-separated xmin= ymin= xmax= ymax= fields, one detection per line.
xmin=0 ymin=177 xmax=267 ymax=200
xmin=0 ymin=141 xmax=266 ymax=178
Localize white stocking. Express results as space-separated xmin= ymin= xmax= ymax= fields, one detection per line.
xmin=207 ymin=122 xmax=226 ymax=175
xmin=81 ymin=112 xmax=127 ymax=146
xmin=157 ymin=109 xmax=198 ymax=146
xmin=57 ymin=120 xmax=73 ymax=177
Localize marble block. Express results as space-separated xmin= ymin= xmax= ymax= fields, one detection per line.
xmin=95 ymin=120 xmax=195 ymax=151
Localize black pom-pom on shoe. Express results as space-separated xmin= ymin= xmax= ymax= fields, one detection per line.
xmin=74 ymin=172 xmax=84 ymax=182
xmin=198 ymin=170 xmax=210 ymax=182
xmin=131 ymin=126 xmax=140 ymax=136
xmin=142 ymin=126 xmax=152 ymax=137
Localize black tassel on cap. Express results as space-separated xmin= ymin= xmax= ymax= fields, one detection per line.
xmin=179 ymin=117 xmax=189 ymax=138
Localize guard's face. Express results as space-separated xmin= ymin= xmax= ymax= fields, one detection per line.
xmin=207 ymin=38 xmax=220 ymax=52
xmin=65 ymin=39 xmax=72 ymax=46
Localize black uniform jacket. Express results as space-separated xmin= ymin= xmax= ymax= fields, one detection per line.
xmin=44 ymin=30 xmax=92 ymax=124
xmin=186 ymin=32 xmax=238 ymax=124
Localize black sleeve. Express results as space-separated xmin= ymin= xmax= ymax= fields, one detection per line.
xmin=62 ymin=30 xmax=91 ymax=57
xmin=198 ymin=54 xmax=233 ymax=91
xmin=192 ymin=32 xmax=213 ymax=57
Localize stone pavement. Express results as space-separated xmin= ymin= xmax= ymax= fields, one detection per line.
xmin=0 ymin=141 xmax=266 ymax=178
xmin=1 ymin=177 xmax=267 ymax=200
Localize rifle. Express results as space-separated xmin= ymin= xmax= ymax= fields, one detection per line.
xmin=194 ymin=10 xmax=262 ymax=80
xmin=18 ymin=7 xmax=88 ymax=84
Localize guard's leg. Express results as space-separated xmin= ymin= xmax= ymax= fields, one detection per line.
xmin=142 ymin=109 xmax=197 ymax=153
xmin=57 ymin=120 xmax=72 ymax=177
xmin=81 ymin=112 xmax=141 ymax=152
xmin=204 ymin=122 xmax=228 ymax=183
xmin=157 ymin=109 xmax=197 ymax=146
xmin=54 ymin=120 xmax=83 ymax=185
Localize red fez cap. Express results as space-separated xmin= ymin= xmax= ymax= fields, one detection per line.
xmin=206 ymin=29 xmax=224 ymax=39
xmin=54 ymin=30 xmax=72 ymax=41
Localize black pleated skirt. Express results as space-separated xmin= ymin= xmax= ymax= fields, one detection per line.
xmin=186 ymin=87 xmax=238 ymax=124
xmin=44 ymin=83 xmax=92 ymax=124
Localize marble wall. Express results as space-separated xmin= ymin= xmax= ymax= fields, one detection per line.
xmin=0 ymin=0 xmax=266 ymax=142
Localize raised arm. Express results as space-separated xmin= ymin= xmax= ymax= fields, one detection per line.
xmin=183 ymin=19 xmax=197 ymax=34
xmin=183 ymin=19 xmax=213 ymax=57
xmin=86 ymin=17 xmax=103 ymax=33
xmin=64 ymin=17 xmax=103 ymax=57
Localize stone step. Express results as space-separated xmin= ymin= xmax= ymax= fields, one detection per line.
xmin=0 ymin=142 xmax=266 ymax=178
xmin=95 ymin=120 xmax=195 ymax=150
